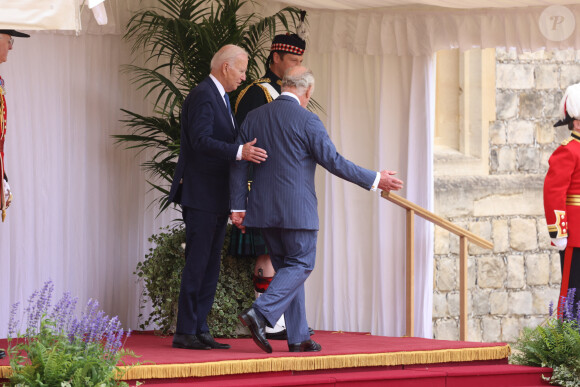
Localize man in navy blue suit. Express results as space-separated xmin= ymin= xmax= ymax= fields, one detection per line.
xmin=231 ymin=66 xmax=404 ymax=353
xmin=168 ymin=45 xmax=268 ymax=350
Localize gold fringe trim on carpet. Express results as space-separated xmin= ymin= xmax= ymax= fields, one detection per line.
xmin=118 ymin=344 xmax=510 ymax=380
xmin=0 ymin=344 xmax=511 ymax=380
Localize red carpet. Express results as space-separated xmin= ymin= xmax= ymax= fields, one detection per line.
xmin=0 ymin=330 xmax=512 ymax=382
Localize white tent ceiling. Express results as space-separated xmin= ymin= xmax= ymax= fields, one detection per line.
xmin=0 ymin=0 xmax=78 ymax=30
xmin=276 ymin=0 xmax=577 ymax=9
xmin=0 ymin=0 xmax=578 ymax=31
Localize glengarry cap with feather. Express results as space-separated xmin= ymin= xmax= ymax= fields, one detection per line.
xmin=555 ymin=83 xmax=580 ymax=128
xmin=270 ymin=10 xmax=307 ymax=55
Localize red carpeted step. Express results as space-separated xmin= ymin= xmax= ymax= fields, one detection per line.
xmin=410 ymin=364 xmax=553 ymax=387
xmin=132 ymin=369 xmax=449 ymax=386
xmin=123 ymin=364 xmax=553 ymax=386
xmin=327 ymin=369 xmax=448 ymax=386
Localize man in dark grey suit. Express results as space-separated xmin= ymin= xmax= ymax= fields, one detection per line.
xmin=230 ymin=66 xmax=404 ymax=353
xmin=168 ymin=45 xmax=268 ymax=350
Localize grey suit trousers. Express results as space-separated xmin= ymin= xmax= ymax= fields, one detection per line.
xmin=254 ymin=228 xmax=317 ymax=345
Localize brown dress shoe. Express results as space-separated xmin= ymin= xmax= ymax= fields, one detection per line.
xmin=197 ymin=332 xmax=231 ymax=349
xmin=172 ymin=333 xmax=211 ymax=350
xmin=288 ymin=339 xmax=322 ymax=352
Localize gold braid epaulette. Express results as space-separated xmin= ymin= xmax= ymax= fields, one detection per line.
xmin=562 ymin=131 xmax=580 ymax=145
xmin=235 ymin=78 xmax=273 ymax=113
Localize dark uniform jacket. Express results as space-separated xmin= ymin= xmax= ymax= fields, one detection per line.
xmin=235 ymin=68 xmax=282 ymax=126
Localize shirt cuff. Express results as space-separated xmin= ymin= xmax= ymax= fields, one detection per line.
xmin=236 ymin=145 xmax=243 ymax=160
xmin=231 ymin=210 xmax=246 ymax=213
xmin=370 ymin=172 xmax=380 ymax=191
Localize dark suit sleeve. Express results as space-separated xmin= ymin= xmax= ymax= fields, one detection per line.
xmin=305 ymin=116 xmax=377 ymax=190
xmin=235 ymin=85 xmax=268 ymax=127
xmin=230 ymin=121 xmax=251 ymax=209
xmin=183 ymin=91 xmax=238 ymax=161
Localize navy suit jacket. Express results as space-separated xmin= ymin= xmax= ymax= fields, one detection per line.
xmin=230 ymin=95 xmax=377 ymax=230
xmin=168 ymin=76 xmax=239 ymax=214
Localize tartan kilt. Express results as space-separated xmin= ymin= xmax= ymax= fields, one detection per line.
xmin=229 ymin=226 xmax=268 ymax=258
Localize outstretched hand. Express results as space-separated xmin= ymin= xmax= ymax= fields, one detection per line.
xmin=242 ymin=138 xmax=267 ymax=164
xmin=231 ymin=212 xmax=246 ymax=234
xmin=378 ymin=170 xmax=404 ymax=192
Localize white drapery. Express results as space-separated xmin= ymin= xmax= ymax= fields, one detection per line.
xmin=303 ymin=51 xmax=434 ymax=337
xmin=0 ymin=32 xmax=179 ymax=337
xmin=1 ymin=1 xmax=579 ymax=339
xmin=272 ymin=1 xmax=580 ymax=338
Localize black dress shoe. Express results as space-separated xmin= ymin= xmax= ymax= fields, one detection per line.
xmin=197 ymin=332 xmax=231 ymax=349
xmin=172 ymin=333 xmax=211 ymax=350
xmin=239 ymin=307 xmax=272 ymax=353
xmin=266 ymin=329 xmax=287 ymax=340
xmin=267 ymin=327 xmax=315 ymax=341
xmin=288 ymin=339 xmax=322 ymax=352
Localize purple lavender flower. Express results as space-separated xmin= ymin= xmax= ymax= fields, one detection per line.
xmin=564 ymin=288 xmax=577 ymax=321
xmin=558 ymin=295 xmax=567 ymax=320
xmin=24 ymin=280 xmax=55 ymax=335
xmin=7 ymin=301 xmax=20 ymax=339
xmin=9 ymin=282 xmax=131 ymax=360
xmin=49 ymin=291 xmax=78 ymax=334
xmin=23 ymin=288 xmax=39 ymax=333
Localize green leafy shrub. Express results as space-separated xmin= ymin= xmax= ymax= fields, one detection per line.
xmin=135 ymin=226 xmax=185 ymax=334
xmin=135 ymin=225 xmax=255 ymax=337
xmin=511 ymin=289 xmax=580 ymax=386
xmin=3 ymin=281 xmax=137 ymax=386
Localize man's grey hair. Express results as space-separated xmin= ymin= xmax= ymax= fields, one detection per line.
xmin=210 ymin=44 xmax=248 ymax=71
xmin=282 ymin=68 xmax=315 ymax=96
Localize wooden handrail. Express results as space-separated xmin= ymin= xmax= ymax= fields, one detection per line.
xmin=381 ymin=191 xmax=493 ymax=340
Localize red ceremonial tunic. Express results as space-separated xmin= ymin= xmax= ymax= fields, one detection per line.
xmin=544 ymin=131 xmax=580 ymax=247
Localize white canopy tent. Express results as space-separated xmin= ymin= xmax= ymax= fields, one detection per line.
xmin=0 ymin=0 xmax=578 ymax=339
xmin=1 ymin=0 xmax=578 ymax=31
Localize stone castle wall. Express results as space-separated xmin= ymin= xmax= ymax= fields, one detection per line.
xmin=433 ymin=48 xmax=580 ymax=342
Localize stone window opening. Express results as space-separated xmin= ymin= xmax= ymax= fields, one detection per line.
xmin=435 ymin=48 xmax=496 ymax=177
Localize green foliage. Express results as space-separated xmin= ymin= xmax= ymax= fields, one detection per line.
xmin=116 ymin=0 xmax=303 ymax=215
xmin=511 ymin=318 xmax=580 ymax=386
xmin=4 ymin=282 xmax=138 ymax=387
xmin=135 ymin=226 xmax=186 ymax=335
xmin=135 ymin=225 xmax=255 ymax=337
xmin=8 ymin=320 xmax=136 ymax=387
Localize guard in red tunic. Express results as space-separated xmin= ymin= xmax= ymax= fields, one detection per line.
xmin=544 ymin=82 xmax=580 ymax=316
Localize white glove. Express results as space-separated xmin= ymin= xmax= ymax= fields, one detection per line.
xmin=552 ymin=237 xmax=568 ymax=251
xmin=3 ymin=179 xmax=10 ymax=201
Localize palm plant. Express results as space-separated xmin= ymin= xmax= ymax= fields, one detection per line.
xmin=116 ymin=0 xmax=303 ymax=214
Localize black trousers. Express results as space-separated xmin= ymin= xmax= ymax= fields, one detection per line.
xmin=176 ymin=206 xmax=228 ymax=335
xmin=559 ymin=247 xmax=580 ymax=316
